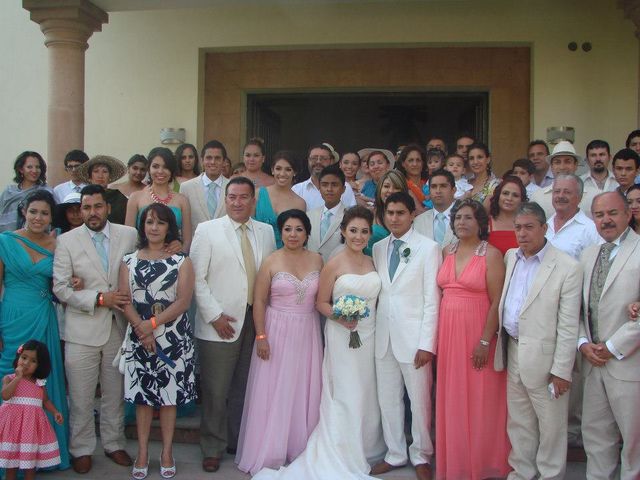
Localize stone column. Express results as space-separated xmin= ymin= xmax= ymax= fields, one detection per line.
xmin=23 ymin=0 xmax=107 ymax=186
xmin=619 ymin=0 xmax=640 ymax=126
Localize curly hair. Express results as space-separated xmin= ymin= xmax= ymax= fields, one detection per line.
xmin=451 ymin=198 xmax=489 ymax=240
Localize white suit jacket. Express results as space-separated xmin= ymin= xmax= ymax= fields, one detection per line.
xmin=413 ymin=208 xmax=455 ymax=246
xmin=306 ymin=203 xmax=345 ymax=262
xmin=495 ymin=244 xmax=582 ymax=387
xmin=372 ymin=230 xmax=441 ymax=363
xmin=53 ymin=223 xmax=138 ymax=347
xmin=579 ymin=229 xmax=640 ymax=381
xmin=190 ymin=215 xmax=276 ymax=343
xmin=179 ymin=174 xmax=229 ymax=234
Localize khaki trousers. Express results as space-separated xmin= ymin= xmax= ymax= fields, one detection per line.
xmin=198 ymin=308 xmax=254 ymax=458
xmin=65 ymin=317 xmax=126 ymax=457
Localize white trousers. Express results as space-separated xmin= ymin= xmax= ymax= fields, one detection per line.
xmin=375 ymin=346 xmax=433 ymax=466
xmin=65 ymin=317 xmax=126 ymax=457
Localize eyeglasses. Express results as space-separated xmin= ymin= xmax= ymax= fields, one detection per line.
xmin=309 ymin=156 xmax=331 ymax=162
xmin=65 ymin=164 xmax=81 ymax=171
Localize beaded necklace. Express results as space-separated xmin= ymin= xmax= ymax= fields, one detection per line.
xmin=148 ymin=185 xmax=173 ymax=205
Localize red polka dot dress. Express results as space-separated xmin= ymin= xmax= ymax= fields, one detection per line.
xmin=0 ymin=375 xmax=61 ymax=469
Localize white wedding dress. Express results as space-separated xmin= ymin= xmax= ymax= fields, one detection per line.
xmin=253 ymin=272 xmax=386 ymax=479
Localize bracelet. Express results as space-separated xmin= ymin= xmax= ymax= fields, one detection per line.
xmin=150 ymin=317 xmax=158 ymax=329
xmin=97 ymin=293 xmax=104 ymax=307
xmin=256 ymin=334 xmax=267 ymax=340
xmin=479 ymin=339 xmax=490 ymax=347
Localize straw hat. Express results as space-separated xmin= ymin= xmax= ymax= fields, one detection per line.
xmin=357 ymin=148 xmax=396 ymax=169
xmin=78 ymin=155 xmax=127 ymax=184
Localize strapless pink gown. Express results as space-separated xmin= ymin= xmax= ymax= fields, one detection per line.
xmin=236 ymin=271 xmax=323 ymax=475
xmin=435 ymin=243 xmax=510 ymax=480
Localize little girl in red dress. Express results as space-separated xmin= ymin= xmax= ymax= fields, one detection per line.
xmin=0 ymin=340 xmax=63 ymax=480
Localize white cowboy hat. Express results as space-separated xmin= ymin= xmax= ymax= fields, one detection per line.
xmin=547 ymin=140 xmax=583 ymax=165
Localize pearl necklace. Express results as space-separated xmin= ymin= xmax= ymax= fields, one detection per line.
xmin=148 ymin=186 xmax=173 ymax=205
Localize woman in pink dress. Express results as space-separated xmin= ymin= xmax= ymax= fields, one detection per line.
xmin=435 ymin=199 xmax=510 ymax=480
xmin=236 ymin=209 xmax=323 ymax=475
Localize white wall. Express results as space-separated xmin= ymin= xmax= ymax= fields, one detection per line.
xmin=1 ymin=0 xmax=637 ymax=188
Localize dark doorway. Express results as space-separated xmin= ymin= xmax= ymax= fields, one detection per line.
xmin=246 ymin=91 xmax=488 ymax=175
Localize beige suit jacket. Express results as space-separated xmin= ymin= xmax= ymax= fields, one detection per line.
xmin=53 ymin=223 xmax=138 ymax=347
xmin=495 ymin=244 xmax=583 ymax=387
xmin=579 ymin=229 xmax=640 ymax=381
xmin=413 ymin=208 xmax=455 ymax=246
xmin=179 ymin=174 xmax=228 ymax=234
xmin=190 ymin=215 xmax=276 ymax=343
xmin=306 ymin=203 xmax=345 ymax=262
xmin=372 ymin=230 xmax=441 ymax=363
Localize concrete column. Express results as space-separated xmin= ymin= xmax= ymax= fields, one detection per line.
xmin=23 ymin=0 xmax=107 ymax=186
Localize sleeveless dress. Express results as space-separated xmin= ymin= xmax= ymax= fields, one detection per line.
xmin=365 ymin=224 xmax=389 ymax=257
xmin=487 ymin=217 xmax=518 ymax=255
xmin=0 ymin=232 xmax=70 ymax=471
xmin=252 ymin=271 xmax=385 ymax=480
xmin=435 ymin=241 xmax=510 ymax=480
xmin=122 ymin=252 xmax=196 ymax=407
xmin=254 ymin=187 xmax=282 ymax=248
xmin=0 ymin=375 xmax=61 ymax=469
xmin=236 ymin=271 xmax=323 ymax=474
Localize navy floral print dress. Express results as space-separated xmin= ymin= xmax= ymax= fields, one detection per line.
xmin=123 ymin=252 xmax=196 ymax=407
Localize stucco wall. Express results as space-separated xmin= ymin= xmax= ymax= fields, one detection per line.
xmin=0 ymin=0 xmax=637 ymax=187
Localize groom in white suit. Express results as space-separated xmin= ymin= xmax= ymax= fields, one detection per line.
xmin=190 ymin=176 xmax=276 ymax=472
xmin=371 ymin=192 xmax=441 ymax=480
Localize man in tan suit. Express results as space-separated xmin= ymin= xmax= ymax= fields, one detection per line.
xmin=190 ymin=177 xmax=276 ymax=472
xmin=579 ymin=191 xmax=640 ymax=480
xmin=495 ymin=202 xmax=582 ymax=480
xmin=180 ymin=140 xmax=229 ymax=234
xmin=414 ymin=169 xmax=456 ymax=247
xmin=53 ymin=184 xmax=138 ymax=474
xmin=307 ymin=164 xmax=346 ymax=262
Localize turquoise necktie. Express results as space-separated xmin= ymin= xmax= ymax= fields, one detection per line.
xmin=320 ymin=210 xmax=333 ymax=240
xmin=434 ymin=212 xmax=446 ymax=244
xmin=207 ymin=182 xmax=218 ymax=218
xmin=388 ymin=239 xmax=403 ymax=281
xmin=93 ymin=231 xmax=108 ymax=272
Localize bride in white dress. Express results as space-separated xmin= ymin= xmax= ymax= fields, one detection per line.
xmin=253 ymin=206 xmax=386 ymax=479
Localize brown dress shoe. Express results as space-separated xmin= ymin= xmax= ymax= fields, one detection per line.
xmin=370 ymin=460 xmax=405 ymax=475
xmin=415 ymin=463 xmax=433 ymax=480
xmin=72 ymin=455 xmax=92 ymax=474
xmin=104 ymin=449 xmax=133 ymax=466
xmin=202 ymin=456 xmax=220 ymax=472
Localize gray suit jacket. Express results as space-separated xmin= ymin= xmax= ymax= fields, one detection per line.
xmin=180 ymin=174 xmax=228 ymax=235
xmin=307 ymin=203 xmax=345 ymax=262
xmin=413 ymin=208 xmax=455 ymax=246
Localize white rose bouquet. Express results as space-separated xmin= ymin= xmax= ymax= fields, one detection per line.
xmin=332 ymin=294 xmax=370 ymax=348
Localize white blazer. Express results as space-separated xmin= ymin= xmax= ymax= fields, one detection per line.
xmin=306 ymin=203 xmax=345 ymax=262
xmin=413 ymin=208 xmax=455 ymax=246
xmin=53 ymin=223 xmax=138 ymax=347
xmin=179 ymin=174 xmax=229 ymax=234
xmin=495 ymin=244 xmax=583 ymax=387
xmin=579 ymin=229 xmax=640 ymax=381
xmin=372 ymin=230 xmax=441 ymax=363
xmin=190 ymin=215 xmax=276 ymax=343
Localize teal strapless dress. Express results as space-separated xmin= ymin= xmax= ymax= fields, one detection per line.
xmin=364 ymin=223 xmax=390 ymax=257
xmin=136 ymin=205 xmax=183 ymax=230
xmin=253 ymin=187 xmax=282 ymax=248
xmin=0 ymin=232 xmax=70 ymax=472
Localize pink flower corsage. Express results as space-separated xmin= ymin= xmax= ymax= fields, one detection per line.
xmin=17 ymin=345 xmax=23 ymax=354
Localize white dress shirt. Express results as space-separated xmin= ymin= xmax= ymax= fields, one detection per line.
xmin=525 ymin=182 xmax=540 ymax=198
xmin=201 ymin=173 xmax=224 ymax=203
xmin=502 ymin=241 xmax=550 ymax=338
xmin=535 ymin=167 xmax=554 ymax=188
xmin=545 ymin=209 xmax=602 ymax=259
xmin=577 ymin=228 xmax=631 ymax=359
xmin=292 ymin=178 xmax=356 ymax=210
xmin=229 ymin=217 xmax=259 ymax=265
xmin=581 ymin=171 xmax=619 ymax=193
xmin=320 ymin=203 xmax=342 ymax=237
xmin=54 ymin=180 xmax=87 ymax=203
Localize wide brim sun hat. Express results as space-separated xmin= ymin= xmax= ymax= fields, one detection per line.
xmin=77 ymin=155 xmax=127 ymax=184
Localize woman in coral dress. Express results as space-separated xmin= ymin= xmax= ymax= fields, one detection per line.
xmin=435 ymin=199 xmax=510 ymax=480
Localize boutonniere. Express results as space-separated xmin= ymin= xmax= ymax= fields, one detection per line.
xmin=400 ymin=246 xmax=411 ymax=263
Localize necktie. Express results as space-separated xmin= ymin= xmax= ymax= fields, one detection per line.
xmin=240 ymin=223 xmax=257 ymax=305
xmin=207 ymin=182 xmax=218 ymax=218
xmin=93 ymin=231 xmax=109 ymax=273
xmin=388 ymin=239 xmax=403 ymax=281
xmin=320 ymin=210 xmax=333 ymax=240
xmin=588 ymin=242 xmax=615 ymax=343
xmin=73 ymin=185 xmax=81 ymax=193
xmin=434 ymin=212 xmax=446 ymax=245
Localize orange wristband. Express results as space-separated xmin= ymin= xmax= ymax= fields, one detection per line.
xmin=150 ymin=317 xmax=158 ymax=329
xmin=256 ymin=334 xmax=267 ymax=340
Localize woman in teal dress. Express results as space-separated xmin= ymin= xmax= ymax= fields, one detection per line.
xmin=0 ymin=190 xmax=70 ymax=472
xmin=365 ymin=170 xmax=408 ymax=256
xmin=253 ymin=151 xmax=306 ymax=248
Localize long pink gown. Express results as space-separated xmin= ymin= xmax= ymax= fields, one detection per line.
xmin=236 ymin=271 xmax=323 ymax=475
xmin=435 ymin=241 xmax=510 ymax=480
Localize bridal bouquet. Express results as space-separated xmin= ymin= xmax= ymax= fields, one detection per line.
xmin=332 ymin=295 xmax=370 ymax=349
